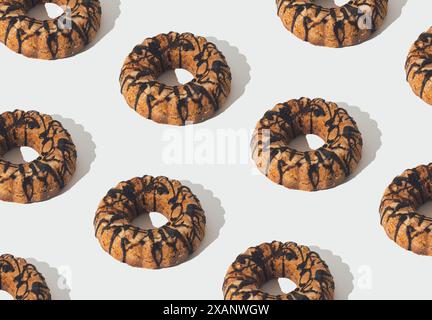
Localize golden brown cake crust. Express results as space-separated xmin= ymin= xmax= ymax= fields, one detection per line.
xmin=406 ymin=27 xmax=432 ymax=105
xmin=276 ymin=0 xmax=388 ymax=47
xmin=0 ymin=0 xmax=101 ymax=59
xmin=223 ymin=242 xmax=334 ymax=301
xmin=94 ymin=176 xmax=206 ymax=269
xmin=120 ymin=32 xmax=232 ymax=126
xmin=0 ymin=254 xmax=51 ymax=300
xmin=252 ymin=98 xmax=363 ymax=191
xmin=0 ymin=110 xmax=77 ymax=204
xmin=380 ymin=164 xmax=432 ymax=256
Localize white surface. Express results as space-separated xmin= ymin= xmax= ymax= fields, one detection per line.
xmin=0 ymin=0 xmax=430 ymax=300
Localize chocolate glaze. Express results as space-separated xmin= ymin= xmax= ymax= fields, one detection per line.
xmin=380 ymin=164 xmax=432 ymax=256
xmin=0 ymin=110 xmax=77 ymax=203
xmin=406 ymin=27 xmax=432 ymax=105
xmin=120 ymin=32 xmax=232 ymax=126
xmin=223 ymin=242 xmax=334 ymax=301
xmin=276 ymin=0 xmax=388 ymax=47
xmin=0 ymin=254 xmax=51 ymax=300
xmin=252 ymin=98 xmax=363 ymax=191
xmin=0 ymin=0 xmax=101 ymax=59
xmin=94 ymin=176 xmax=206 ymax=269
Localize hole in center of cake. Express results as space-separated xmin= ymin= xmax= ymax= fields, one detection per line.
xmin=132 ymin=212 xmax=169 ymax=230
xmin=261 ymin=278 xmax=297 ymax=295
xmin=2 ymin=147 xmax=39 ymax=164
xmin=289 ymin=134 xmax=325 ymax=152
xmin=28 ymin=3 xmax=65 ymax=20
xmin=417 ymin=201 xmax=432 ymax=219
xmin=313 ymin=0 xmax=344 ymax=8
xmin=158 ymin=69 xmax=194 ymax=86
xmin=0 ymin=290 xmax=13 ymax=300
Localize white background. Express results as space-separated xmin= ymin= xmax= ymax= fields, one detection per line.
xmin=0 ymin=0 xmax=430 ymax=300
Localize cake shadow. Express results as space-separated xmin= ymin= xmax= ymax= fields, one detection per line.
xmin=206 ymin=37 xmax=251 ymax=118
xmin=1 ymin=147 xmax=28 ymax=163
xmin=289 ymin=134 xmax=324 ymax=153
xmin=26 ymin=258 xmax=71 ymax=300
xmin=86 ymin=0 xmax=122 ymax=50
xmin=310 ymin=246 xmax=354 ymax=300
xmin=417 ymin=200 xmax=432 ymax=219
xmin=27 ymin=2 xmax=64 ymax=20
xmin=260 ymin=278 xmax=297 ymax=296
xmin=337 ymin=103 xmax=382 ymax=182
xmin=158 ymin=69 xmax=193 ymax=87
xmin=373 ymin=0 xmax=408 ymax=38
xmin=181 ymin=181 xmax=226 ymax=261
xmin=52 ymin=115 xmax=96 ymax=195
xmin=313 ymin=0 xmax=338 ymax=9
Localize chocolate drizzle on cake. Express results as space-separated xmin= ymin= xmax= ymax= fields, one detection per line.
xmin=223 ymin=242 xmax=334 ymax=300
xmin=252 ymin=98 xmax=363 ymax=191
xmin=120 ymin=32 xmax=232 ymax=126
xmin=0 ymin=254 xmax=51 ymax=300
xmin=0 ymin=0 xmax=101 ymax=59
xmin=406 ymin=27 xmax=432 ymax=105
xmin=380 ymin=164 xmax=432 ymax=256
xmin=94 ymin=176 xmax=206 ymax=269
xmin=0 ymin=110 xmax=77 ymax=203
xmin=276 ymin=0 xmax=388 ymax=47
